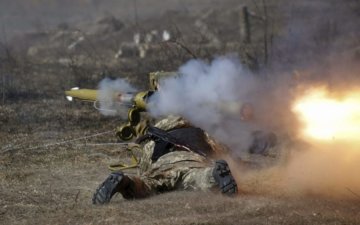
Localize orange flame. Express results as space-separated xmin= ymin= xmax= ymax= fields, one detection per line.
xmin=293 ymin=87 xmax=360 ymax=142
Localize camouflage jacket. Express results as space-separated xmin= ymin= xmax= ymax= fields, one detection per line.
xmin=131 ymin=115 xmax=228 ymax=173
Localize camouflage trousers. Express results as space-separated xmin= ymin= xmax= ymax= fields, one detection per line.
xmin=140 ymin=151 xmax=216 ymax=192
xmin=126 ymin=149 xmax=217 ymax=198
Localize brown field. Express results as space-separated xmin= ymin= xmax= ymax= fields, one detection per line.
xmin=1 ymin=0 xmax=360 ymax=224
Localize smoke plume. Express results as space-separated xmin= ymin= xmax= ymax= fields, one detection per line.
xmin=148 ymin=56 xmax=274 ymax=152
xmin=146 ymin=0 xmax=360 ymax=199
xmin=97 ymin=78 xmax=136 ymax=117
xmin=235 ymin=1 xmax=360 ymax=200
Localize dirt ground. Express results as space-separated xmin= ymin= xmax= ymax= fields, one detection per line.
xmin=1 ymin=130 xmax=360 ymax=225
xmin=1 ymin=134 xmax=360 ymax=225
xmin=1 ymin=0 xmax=360 ymax=224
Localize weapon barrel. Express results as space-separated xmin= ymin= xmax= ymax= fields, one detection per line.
xmin=65 ymin=88 xmax=152 ymax=111
xmin=65 ymin=89 xmax=98 ymax=101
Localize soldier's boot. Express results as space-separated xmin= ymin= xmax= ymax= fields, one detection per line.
xmin=92 ymin=172 xmax=127 ymax=204
xmin=213 ymin=160 xmax=238 ymax=195
xmin=92 ymin=172 xmax=150 ymax=205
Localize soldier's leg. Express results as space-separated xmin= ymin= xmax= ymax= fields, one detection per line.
xmin=93 ymin=153 xmax=237 ymax=204
xmin=181 ymin=167 xmax=215 ymax=190
xmin=182 ymin=160 xmax=238 ymax=195
xmin=142 ymin=152 xmax=238 ymax=195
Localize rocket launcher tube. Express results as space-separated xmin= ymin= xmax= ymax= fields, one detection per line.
xmin=65 ymin=89 xmax=98 ymax=101
xmin=65 ymin=88 xmax=152 ymax=111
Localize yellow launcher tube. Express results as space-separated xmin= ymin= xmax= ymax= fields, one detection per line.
xmin=65 ymin=88 xmax=151 ymax=111
xmin=65 ymin=89 xmax=98 ymax=101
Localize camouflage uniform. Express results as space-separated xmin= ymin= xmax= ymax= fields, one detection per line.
xmin=127 ymin=116 xmax=223 ymax=197
xmin=92 ymin=115 xmax=237 ymax=203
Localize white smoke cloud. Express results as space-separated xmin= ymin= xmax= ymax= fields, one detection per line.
xmin=148 ymin=56 xmax=266 ymax=152
xmin=97 ymin=78 xmax=137 ymax=117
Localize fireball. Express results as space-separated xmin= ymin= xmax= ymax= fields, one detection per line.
xmin=293 ymin=87 xmax=360 ymax=142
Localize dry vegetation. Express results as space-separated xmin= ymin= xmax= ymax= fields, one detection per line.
xmin=1 ymin=0 xmax=360 ymax=224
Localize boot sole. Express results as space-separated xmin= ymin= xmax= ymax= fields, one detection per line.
xmin=213 ymin=160 xmax=238 ymax=195
xmin=92 ymin=172 xmax=123 ymax=204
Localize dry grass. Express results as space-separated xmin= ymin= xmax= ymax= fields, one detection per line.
xmin=1 ymin=0 xmax=360 ymax=224
xmin=1 ymin=141 xmax=360 ymax=225
xmin=1 ymin=87 xmax=360 ymax=225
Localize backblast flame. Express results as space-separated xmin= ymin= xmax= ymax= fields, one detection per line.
xmin=293 ymin=87 xmax=360 ymax=142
